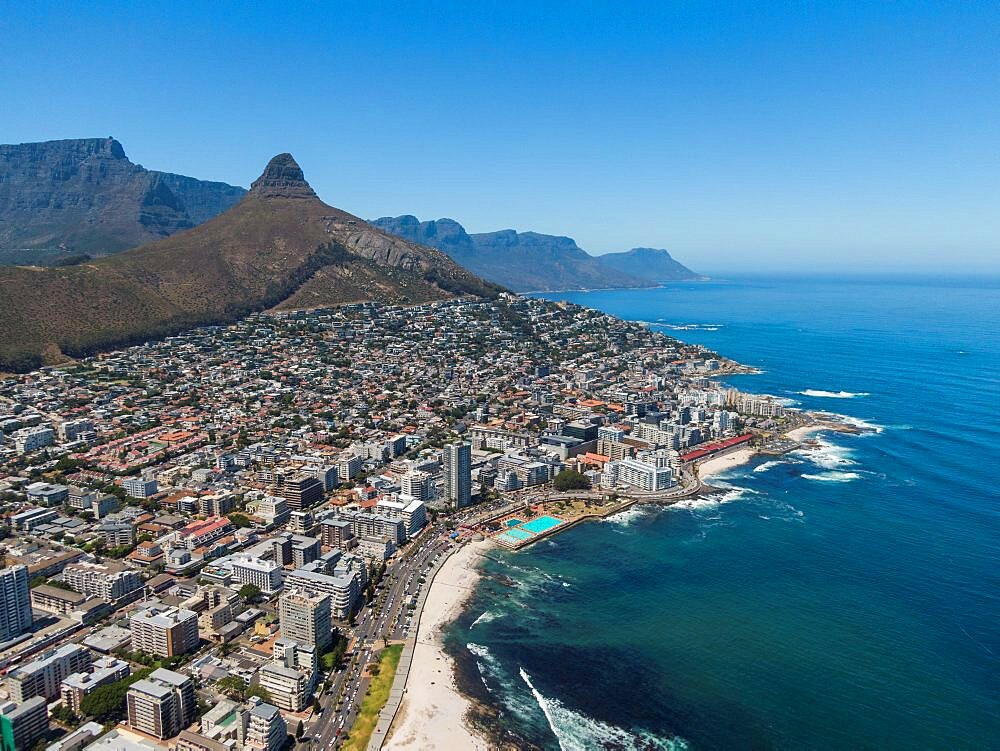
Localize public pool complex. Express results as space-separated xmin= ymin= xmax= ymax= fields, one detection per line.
xmin=493 ymin=514 xmax=564 ymax=547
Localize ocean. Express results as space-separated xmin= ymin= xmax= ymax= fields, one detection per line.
xmin=445 ymin=276 xmax=1000 ymax=750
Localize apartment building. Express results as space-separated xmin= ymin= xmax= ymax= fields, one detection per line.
xmin=130 ymin=606 xmax=200 ymax=658
xmin=8 ymin=643 xmax=93 ymax=702
xmin=126 ymin=668 xmax=195 ymax=740
xmin=231 ymin=555 xmax=283 ymax=594
xmin=278 ymin=590 xmax=332 ymax=651
xmin=0 ymin=564 xmax=32 ymax=642
xmin=60 ymin=656 xmax=130 ymax=713
xmin=63 ymin=560 xmax=145 ymax=604
xmin=0 ymin=697 xmax=48 ymax=751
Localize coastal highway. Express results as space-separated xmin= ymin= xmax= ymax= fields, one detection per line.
xmin=309 ymin=526 xmax=452 ymax=750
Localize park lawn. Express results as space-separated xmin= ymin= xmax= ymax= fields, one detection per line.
xmin=342 ymin=644 xmax=404 ymax=751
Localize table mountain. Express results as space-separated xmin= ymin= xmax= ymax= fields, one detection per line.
xmin=0 ymin=137 xmax=246 ymax=263
xmin=370 ymin=215 xmax=659 ymax=292
xmin=595 ymin=247 xmax=704 ymax=282
xmin=0 ymin=154 xmax=501 ymax=372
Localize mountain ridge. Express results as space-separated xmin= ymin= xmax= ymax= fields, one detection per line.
xmin=0 ymin=137 xmax=246 ymax=262
xmin=0 ymin=155 xmax=501 ymax=372
xmin=370 ymin=215 xmax=701 ymax=291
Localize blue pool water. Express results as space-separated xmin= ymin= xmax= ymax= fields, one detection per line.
xmin=500 ymin=528 xmax=534 ymax=542
xmin=449 ymin=276 xmax=1000 ymax=750
xmin=505 ymin=518 xmax=524 ymax=527
xmin=520 ymin=515 xmax=564 ymax=534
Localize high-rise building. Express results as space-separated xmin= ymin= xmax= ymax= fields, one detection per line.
xmin=399 ymin=470 xmax=431 ymax=502
xmin=0 ymin=697 xmax=49 ymax=751
xmin=281 ymin=473 xmax=324 ymax=511
xmin=123 ymin=476 xmax=159 ymax=499
xmin=258 ymin=661 xmax=309 ymax=713
xmin=319 ymin=518 xmax=354 ymax=550
xmin=245 ymin=699 xmax=286 ymax=751
xmin=231 ymin=555 xmax=282 ymax=593
xmin=63 ymin=560 xmax=144 ymax=604
xmin=271 ymin=533 xmax=320 ymax=568
xmin=58 ymin=418 xmax=94 ymax=442
xmin=130 ymin=606 xmax=200 ymax=658
xmin=284 ymin=567 xmax=359 ymax=621
xmin=60 ymin=656 xmax=130 ymax=713
xmin=278 ymin=590 xmax=332 ymax=651
xmin=126 ymin=668 xmax=195 ymax=740
xmin=0 ymin=564 xmax=32 ymax=643
xmin=443 ymin=442 xmax=472 ymax=508
xmin=8 ymin=643 xmax=93 ymax=702
xmin=376 ymin=498 xmax=427 ymax=538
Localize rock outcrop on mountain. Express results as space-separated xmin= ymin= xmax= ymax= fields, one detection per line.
xmin=0 ymin=154 xmax=501 ymax=372
xmin=0 ymin=137 xmax=245 ymax=262
xmin=370 ymin=215 xmax=667 ymax=292
xmin=594 ymin=247 xmax=704 ymax=283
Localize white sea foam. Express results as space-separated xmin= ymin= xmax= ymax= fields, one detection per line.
xmin=656 ymin=322 xmax=724 ymax=331
xmin=467 ymin=642 xmax=504 ymax=678
xmin=753 ymin=460 xmax=783 ymax=473
xmin=837 ymin=415 xmax=886 ymax=433
xmin=601 ymin=503 xmax=655 ymax=526
xmin=795 ymin=437 xmax=857 ymax=470
xmin=519 ymin=668 xmax=687 ymax=751
xmin=672 ymin=486 xmax=752 ymax=512
xmin=799 ymin=389 xmax=870 ymax=399
xmin=469 ymin=610 xmax=500 ymax=629
xmin=801 ymin=471 xmax=861 ymax=483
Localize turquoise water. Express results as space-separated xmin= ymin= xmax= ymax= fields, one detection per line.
xmin=521 ymin=515 xmax=564 ymax=534
xmin=499 ymin=528 xmax=534 ymax=542
xmin=448 ymin=277 xmax=1000 ymax=750
xmin=506 ymin=518 xmax=525 ymax=527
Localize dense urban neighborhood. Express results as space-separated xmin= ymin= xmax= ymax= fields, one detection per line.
xmin=0 ymin=294 xmax=793 ymax=751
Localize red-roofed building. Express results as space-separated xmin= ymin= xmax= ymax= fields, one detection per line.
xmin=177 ymin=516 xmax=235 ymax=550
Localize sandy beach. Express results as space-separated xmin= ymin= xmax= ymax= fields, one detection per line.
xmin=698 ymin=447 xmax=757 ymax=479
xmin=383 ymin=539 xmax=490 ymax=751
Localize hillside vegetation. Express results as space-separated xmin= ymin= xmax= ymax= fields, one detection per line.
xmin=0 ymin=154 xmax=501 ymax=371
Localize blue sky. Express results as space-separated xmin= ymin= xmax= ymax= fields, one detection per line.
xmin=2 ymin=1 xmax=998 ymax=273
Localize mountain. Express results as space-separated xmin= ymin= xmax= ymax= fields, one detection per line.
xmin=370 ymin=216 xmax=653 ymax=292
xmin=595 ymin=247 xmax=704 ymax=283
xmin=0 ymin=137 xmax=246 ymax=263
xmin=0 ymin=154 xmax=501 ymax=372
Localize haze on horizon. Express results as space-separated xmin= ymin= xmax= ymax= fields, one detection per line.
xmin=2 ymin=1 xmax=998 ymax=274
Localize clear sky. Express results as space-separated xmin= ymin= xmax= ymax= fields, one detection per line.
xmin=2 ymin=1 xmax=998 ymax=274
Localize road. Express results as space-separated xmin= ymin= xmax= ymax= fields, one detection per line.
xmin=308 ymin=524 xmax=453 ymax=750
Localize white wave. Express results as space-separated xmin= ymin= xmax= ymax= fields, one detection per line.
xmin=672 ymin=486 xmax=752 ymax=511
xmin=601 ymin=503 xmax=655 ymax=526
xmin=794 ymin=437 xmax=857 ymax=470
xmin=753 ymin=460 xmax=783 ymax=473
xmin=799 ymin=389 xmax=870 ymax=399
xmin=469 ymin=610 xmax=500 ymax=630
xmin=519 ymin=668 xmax=686 ymax=751
xmin=801 ymin=471 xmax=861 ymax=483
xmin=467 ymin=642 xmax=505 ymax=683
xmin=837 ymin=415 xmax=885 ymax=433
xmin=657 ymin=323 xmax=724 ymax=331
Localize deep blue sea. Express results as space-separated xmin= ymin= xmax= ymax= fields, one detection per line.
xmin=446 ymin=277 xmax=1000 ymax=750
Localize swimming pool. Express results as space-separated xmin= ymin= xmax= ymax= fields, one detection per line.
xmin=504 ymin=518 xmax=524 ymax=527
xmin=506 ymin=527 xmax=534 ymax=540
xmin=520 ymin=515 xmax=563 ymax=534
xmin=495 ymin=528 xmax=534 ymax=545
